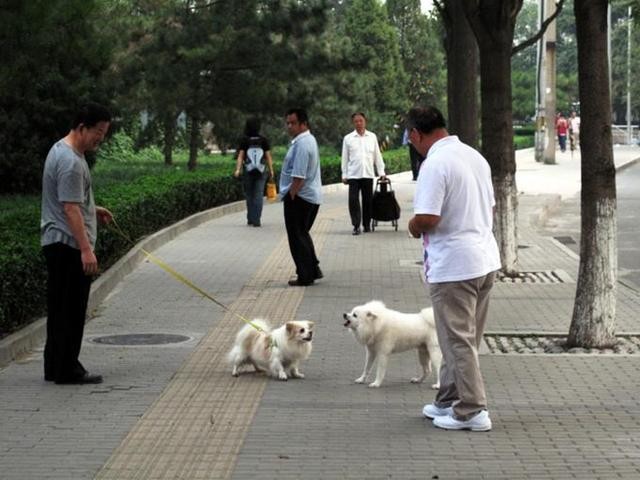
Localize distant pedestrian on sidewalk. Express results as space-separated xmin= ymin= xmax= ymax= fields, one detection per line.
xmin=341 ymin=112 xmax=386 ymax=235
xmin=280 ymin=108 xmax=323 ymax=286
xmin=40 ymin=103 xmax=113 ymax=385
xmin=556 ymin=112 xmax=569 ymax=153
xmin=407 ymin=106 xmax=501 ymax=431
xmin=403 ymin=127 xmax=424 ymax=181
xmin=233 ymin=118 xmax=275 ymax=227
xmin=569 ymin=111 xmax=581 ymax=152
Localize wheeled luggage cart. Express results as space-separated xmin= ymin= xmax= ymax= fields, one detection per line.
xmin=371 ymin=177 xmax=400 ymax=232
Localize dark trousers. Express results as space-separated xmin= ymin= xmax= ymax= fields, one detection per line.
xmin=243 ymin=171 xmax=268 ymax=225
xmin=409 ymin=144 xmax=423 ymax=180
xmin=558 ymin=134 xmax=567 ymax=152
xmin=43 ymin=243 xmax=92 ymax=381
xmin=283 ymin=195 xmax=320 ymax=284
xmin=347 ymin=178 xmax=373 ymax=230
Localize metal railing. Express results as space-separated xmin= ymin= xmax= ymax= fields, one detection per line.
xmin=612 ymin=124 xmax=639 ymax=145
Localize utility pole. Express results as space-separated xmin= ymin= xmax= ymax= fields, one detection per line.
xmin=627 ymin=7 xmax=633 ymax=144
xmin=534 ymin=0 xmax=545 ymax=162
xmin=543 ymin=0 xmax=557 ymax=165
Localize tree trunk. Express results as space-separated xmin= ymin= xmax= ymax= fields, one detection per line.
xmin=479 ymin=46 xmax=518 ymax=274
xmin=187 ymin=113 xmax=199 ymax=172
xmin=442 ymin=0 xmax=479 ymax=149
xmin=567 ymin=0 xmax=617 ymax=348
xmin=462 ymin=0 xmax=520 ymax=274
xmin=162 ymin=112 xmax=176 ymax=166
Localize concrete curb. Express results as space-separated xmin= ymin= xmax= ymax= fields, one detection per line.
xmin=616 ymin=154 xmax=640 ymax=172
xmin=0 ymin=317 xmax=47 ymax=367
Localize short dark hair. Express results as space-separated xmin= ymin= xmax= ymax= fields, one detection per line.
xmin=285 ymin=107 xmax=309 ymax=126
xmin=406 ymin=106 xmax=446 ymax=135
xmin=71 ymin=103 xmax=111 ymax=130
xmin=351 ymin=112 xmax=366 ymax=120
xmin=244 ymin=117 xmax=261 ymax=137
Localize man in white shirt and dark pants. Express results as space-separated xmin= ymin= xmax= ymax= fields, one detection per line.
xmin=341 ymin=112 xmax=386 ymax=235
xmin=408 ymin=106 xmax=501 ymax=432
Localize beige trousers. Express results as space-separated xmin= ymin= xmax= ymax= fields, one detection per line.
xmin=430 ymin=271 xmax=497 ymax=420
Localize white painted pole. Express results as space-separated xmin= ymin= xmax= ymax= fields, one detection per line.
xmin=627 ymin=7 xmax=633 ymax=144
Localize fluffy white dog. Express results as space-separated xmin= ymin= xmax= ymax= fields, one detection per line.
xmin=228 ymin=319 xmax=314 ymax=380
xmin=343 ymin=300 xmax=441 ymax=388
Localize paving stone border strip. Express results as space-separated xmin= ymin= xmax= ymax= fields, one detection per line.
xmin=496 ymin=269 xmax=574 ymax=284
xmin=485 ymin=333 xmax=640 ymax=355
xmin=95 ymin=217 xmax=332 ymax=480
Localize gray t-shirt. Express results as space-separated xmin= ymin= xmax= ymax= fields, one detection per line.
xmin=41 ymin=140 xmax=97 ymax=249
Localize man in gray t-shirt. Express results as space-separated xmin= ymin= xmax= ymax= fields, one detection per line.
xmin=40 ymin=103 xmax=113 ymax=385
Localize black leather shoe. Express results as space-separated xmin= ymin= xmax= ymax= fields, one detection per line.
xmin=288 ymin=279 xmax=313 ymax=287
xmin=352 ymin=227 xmax=361 ymax=236
xmin=314 ymin=267 xmax=324 ymax=280
xmin=55 ymin=372 xmax=103 ymax=385
xmin=363 ymin=226 xmax=371 ymax=233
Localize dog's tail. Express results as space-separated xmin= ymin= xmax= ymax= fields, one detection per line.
xmin=227 ymin=318 xmax=271 ymax=365
xmin=419 ymin=307 xmax=436 ymax=327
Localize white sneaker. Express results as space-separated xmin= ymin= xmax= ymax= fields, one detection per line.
xmin=422 ymin=403 xmax=454 ymax=419
xmin=432 ymin=410 xmax=492 ymax=432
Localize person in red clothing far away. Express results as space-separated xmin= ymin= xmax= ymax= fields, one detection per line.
xmin=556 ymin=112 xmax=569 ymax=153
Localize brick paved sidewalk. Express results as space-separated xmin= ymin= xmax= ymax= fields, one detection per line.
xmin=1 ymin=148 xmax=639 ymax=479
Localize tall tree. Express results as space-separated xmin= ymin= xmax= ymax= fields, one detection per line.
xmin=0 ymin=0 xmax=114 ymax=193
xmin=510 ymin=0 xmax=582 ymax=122
xmin=567 ymin=0 xmax=617 ymax=348
xmin=460 ymin=0 xmax=564 ymax=275
xmin=435 ymin=0 xmax=480 ymax=148
xmin=388 ymin=1 xmax=447 ymax=113
xmin=342 ymin=0 xmax=409 ymax=136
xmin=460 ymin=0 xmax=524 ymax=275
xmin=115 ymin=0 xmax=330 ymax=168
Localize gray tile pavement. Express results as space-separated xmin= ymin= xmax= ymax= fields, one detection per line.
xmin=1 ymin=147 xmax=640 ymax=479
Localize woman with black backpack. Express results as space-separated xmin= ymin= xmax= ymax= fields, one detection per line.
xmin=233 ymin=118 xmax=274 ymax=227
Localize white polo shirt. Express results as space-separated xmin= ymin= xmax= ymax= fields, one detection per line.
xmin=413 ymin=136 xmax=501 ymax=283
xmin=341 ymin=129 xmax=386 ymax=179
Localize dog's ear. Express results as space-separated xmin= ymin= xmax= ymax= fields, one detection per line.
xmin=366 ymin=310 xmax=377 ymax=320
xmin=286 ymin=322 xmax=296 ymax=336
xmin=307 ymin=321 xmax=315 ymax=329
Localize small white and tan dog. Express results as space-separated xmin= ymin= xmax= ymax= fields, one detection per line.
xmin=343 ymin=300 xmax=441 ymax=388
xmin=228 ymin=319 xmax=314 ymax=380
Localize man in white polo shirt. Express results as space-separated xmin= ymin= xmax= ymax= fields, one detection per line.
xmin=341 ymin=112 xmax=386 ymax=235
xmin=407 ymin=106 xmax=501 ymax=432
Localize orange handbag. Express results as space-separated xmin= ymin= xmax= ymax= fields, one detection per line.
xmin=266 ymin=178 xmax=278 ymax=201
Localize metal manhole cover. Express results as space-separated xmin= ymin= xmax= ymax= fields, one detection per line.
xmin=90 ymin=333 xmax=191 ymax=346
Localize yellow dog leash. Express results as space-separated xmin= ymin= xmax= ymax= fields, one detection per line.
xmin=107 ymin=219 xmax=266 ymax=334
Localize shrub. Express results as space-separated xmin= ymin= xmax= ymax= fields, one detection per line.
xmin=0 ymin=205 xmax=46 ymax=335
xmin=514 ymin=135 xmax=535 ymax=149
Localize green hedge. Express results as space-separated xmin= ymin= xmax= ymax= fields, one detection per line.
xmin=514 ymin=135 xmax=535 ymax=149
xmin=0 ymin=147 xmax=411 ymax=338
